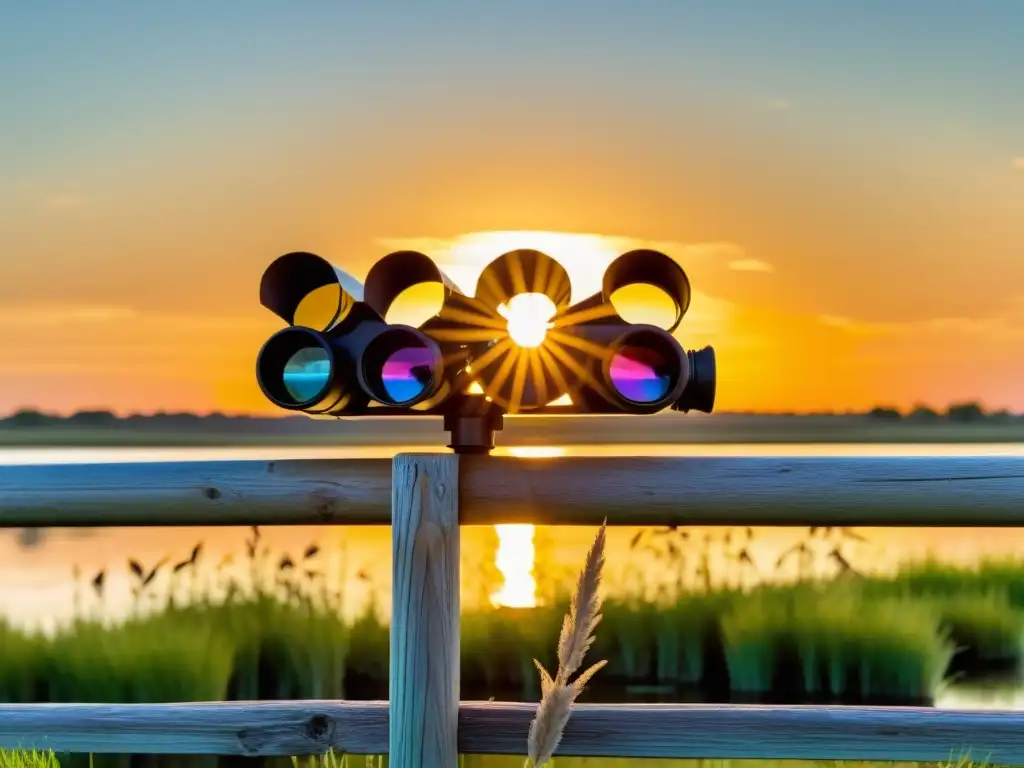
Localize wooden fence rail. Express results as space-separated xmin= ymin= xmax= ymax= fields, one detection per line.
xmin=1 ymin=701 xmax=1023 ymax=763
xmin=1 ymin=452 xmax=1024 ymax=766
xmin=3 ymin=455 xmax=1024 ymax=527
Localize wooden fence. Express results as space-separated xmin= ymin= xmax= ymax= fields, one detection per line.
xmin=2 ymin=453 xmax=1024 ymax=765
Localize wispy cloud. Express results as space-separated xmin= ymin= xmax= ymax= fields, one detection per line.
xmin=729 ymin=258 xmax=774 ymax=273
xmin=819 ymin=306 xmax=1024 ymax=341
xmin=378 ymin=232 xmax=749 ymax=298
xmin=1012 ymin=157 xmax=1024 ymax=171
xmin=675 ymin=241 xmax=746 ymax=261
xmin=0 ymin=304 xmax=139 ymax=328
xmin=767 ymin=98 xmax=792 ymax=111
xmin=0 ymin=303 xmax=269 ymax=332
xmin=9 ymin=182 xmax=86 ymax=210
xmin=44 ymin=192 xmax=85 ymax=210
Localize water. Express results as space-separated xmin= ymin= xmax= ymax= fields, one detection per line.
xmin=4 ymin=441 xmax=1024 ymax=464
xmin=4 ymin=442 xmax=1024 ymax=624
xmin=3 ymin=442 xmax=1023 ymax=709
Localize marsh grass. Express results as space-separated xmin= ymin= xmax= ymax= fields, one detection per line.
xmin=3 ymin=527 xmax=1024 ymax=710
xmin=0 ymin=752 xmax=60 ymax=768
xmin=0 ymin=753 xmax=1013 ymax=768
xmin=720 ymin=585 xmax=954 ymax=702
xmin=0 ymin=527 xmax=348 ymax=707
xmin=869 ymin=559 xmax=1024 ymax=608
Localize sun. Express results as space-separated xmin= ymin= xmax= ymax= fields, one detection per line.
xmin=489 ymin=524 xmax=537 ymax=608
xmin=498 ymin=293 xmax=557 ymax=348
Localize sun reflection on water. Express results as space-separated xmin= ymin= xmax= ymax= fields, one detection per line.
xmin=489 ymin=446 xmax=566 ymax=607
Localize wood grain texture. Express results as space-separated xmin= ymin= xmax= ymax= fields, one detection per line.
xmin=390 ymin=454 xmax=460 ymax=768
xmin=460 ymin=455 xmax=1024 ymax=526
xmin=462 ymin=701 xmax=1024 ymax=761
xmin=2 ymin=701 xmax=1024 ymax=762
xmin=0 ymin=459 xmax=392 ymax=527
xmin=0 ymin=701 xmax=389 ymax=756
xmin=3 ymin=455 xmax=1024 ymax=528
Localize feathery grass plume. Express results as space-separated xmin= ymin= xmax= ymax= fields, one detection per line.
xmin=526 ymin=520 xmax=608 ymax=768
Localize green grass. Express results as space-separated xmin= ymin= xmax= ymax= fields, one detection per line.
xmin=861 ymin=560 xmax=1024 ymax=671
xmin=868 ymin=559 xmax=1024 ymax=610
xmin=0 ymin=751 xmax=1016 ymax=768
xmin=3 ymin=529 xmax=1024 ymax=711
xmin=0 ymin=601 xmax=348 ymax=705
xmin=720 ymin=585 xmax=954 ymax=702
xmin=0 ymin=752 xmax=61 ymax=768
xmin=3 ymin=558 xmax=1024 ymax=707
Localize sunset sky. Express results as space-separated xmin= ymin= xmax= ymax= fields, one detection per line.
xmin=2 ymin=2 xmax=1023 ymax=416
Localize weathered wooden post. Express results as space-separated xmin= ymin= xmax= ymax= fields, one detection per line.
xmin=390 ymin=453 xmax=461 ymax=768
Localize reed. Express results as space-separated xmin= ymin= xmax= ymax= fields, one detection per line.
xmin=0 ymin=751 xmax=1010 ymax=768
xmin=526 ymin=522 xmax=608 ymax=768
xmin=4 ymin=526 xmax=1024 ymax=713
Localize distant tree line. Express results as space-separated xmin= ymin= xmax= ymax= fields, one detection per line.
xmin=0 ymin=409 xmax=262 ymax=428
xmin=1 ymin=403 xmax=1020 ymax=428
xmin=866 ymin=402 xmax=1020 ymax=423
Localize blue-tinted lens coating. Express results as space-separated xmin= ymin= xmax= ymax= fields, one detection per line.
xmin=381 ymin=343 xmax=435 ymax=404
xmin=282 ymin=347 xmax=330 ymax=403
xmin=609 ymin=345 xmax=671 ymax=403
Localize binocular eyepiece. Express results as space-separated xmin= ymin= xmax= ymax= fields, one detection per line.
xmin=674 ymin=346 xmax=716 ymax=414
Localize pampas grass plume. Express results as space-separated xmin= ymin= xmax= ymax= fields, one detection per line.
xmin=526 ymin=521 xmax=608 ymax=768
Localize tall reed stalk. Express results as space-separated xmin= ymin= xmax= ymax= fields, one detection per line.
xmin=525 ymin=521 xmax=608 ymax=768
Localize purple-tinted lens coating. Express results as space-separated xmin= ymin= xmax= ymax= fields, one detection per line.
xmin=609 ymin=345 xmax=671 ymax=403
xmin=381 ymin=343 xmax=435 ymax=404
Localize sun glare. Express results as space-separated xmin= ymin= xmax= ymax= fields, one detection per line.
xmin=490 ymin=524 xmax=537 ymax=608
xmin=489 ymin=446 xmax=567 ymax=608
xmin=372 ymin=229 xmax=716 ymax=608
xmin=410 ymin=230 xmax=623 ymax=299
xmin=498 ymin=292 xmax=556 ymax=348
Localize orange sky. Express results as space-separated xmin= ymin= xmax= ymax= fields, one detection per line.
xmin=2 ymin=6 xmax=1024 ymax=416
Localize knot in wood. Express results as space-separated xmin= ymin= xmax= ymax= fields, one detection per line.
xmin=304 ymin=714 xmax=335 ymax=742
xmin=234 ymin=728 xmax=263 ymax=756
xmin=435 ymin=482 xmax=447 ymax=500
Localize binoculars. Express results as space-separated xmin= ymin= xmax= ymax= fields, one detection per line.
xmin=256 ymin=247 xmax=716 ymax=451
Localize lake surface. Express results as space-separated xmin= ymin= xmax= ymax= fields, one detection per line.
xmin=5 ymin=441 xmax=1024 ymax=464
xmin=3 ymin=442 xmax=1024 ymax=710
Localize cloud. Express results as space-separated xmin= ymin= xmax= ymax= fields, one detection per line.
xmin=1013 ymin=157 xmax=1024 ymax=171
xmin=0 ymin=303 xmax=270 ymax=332
xmin=767 ymin=98 xmax=792 ymax=111
xmin=728 ymin=258 xmax=774 ymax=273
xmin=44 ymin=192 xmax=85 ymax=210
xmin=818 ymin=307 xmax=1024 ymax=341
xmin=378 ymin=233 xmax=747 ymax=265
xmin=673 ymin=241 xmax=746 ymax=261
xmin=0 ymin=304 xmax=139 ymax=329
xmin=6 ymin=182 xmax=86 ymax=210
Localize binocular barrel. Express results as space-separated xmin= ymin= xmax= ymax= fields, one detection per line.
xmin=552 ymin=322 xmax=712 ymax=415
xmin=256 ymin=311 xmax=449 ymax=413
xmin=474 ymin=248 xmax=574 ymax=314
xmin=260 ymin=252 xmax=365 ymax=331
xmin=255 ymin=326 xmax=352 ymax=414
xmin=358 ymin=325 xmax=447 ymax=408
xmin=602 ymin=249 xmax=691 ymax=333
